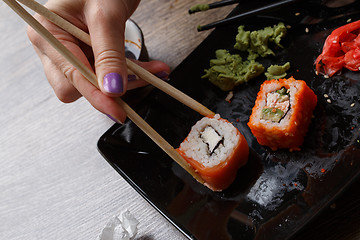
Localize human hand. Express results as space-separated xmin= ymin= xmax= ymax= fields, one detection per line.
xmin=27 ymin=0 xmax=170 ymax=123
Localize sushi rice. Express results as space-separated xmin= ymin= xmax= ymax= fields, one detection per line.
xmin=248 ymin=77 xmax=317 ymax=151
xmin=177 ymin=114 xmax=249 ymax=191
xmin=179 ymin=114 xmax=240 ymax=168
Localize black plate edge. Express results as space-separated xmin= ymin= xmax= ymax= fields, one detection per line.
xmin=97 ymin=137 xmax=195 ymax=240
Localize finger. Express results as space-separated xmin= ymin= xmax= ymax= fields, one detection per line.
xmin=42 ymin=45 xmax=127 ymax=123
xmin=72 ymin=69 xmax=127 ymax=124
xmin=127 ymin=60 xmax=171 ymax=90
xmin=33 ymin=45 xmax=82 ymax=103
xmin=84 ymin=0 xmax=134 ymax=97
xmin=135 ymin=60 xmax=171 ymax=80
xmin=29 ymin=15 xmax=95 ymax=90
xmin=43 ymin=56 xmax=83 ymax=102
xmin=28 ymin=16 xmax=127 ymax=123
xmin=127 ymin=76 xmax=148 ymax=90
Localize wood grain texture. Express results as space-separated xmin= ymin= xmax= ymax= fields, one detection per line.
xmin=132 ymin=0 xmax=234 ymax=70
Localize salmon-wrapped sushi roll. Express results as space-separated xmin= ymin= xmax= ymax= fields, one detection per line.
xmin=248 ymin=77 xmax=317 ymax=151
xmin=177 ymin=114 xmax=249 ymax=191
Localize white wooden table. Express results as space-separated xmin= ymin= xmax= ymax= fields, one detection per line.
xmin=0 ymin=2 xmax=186 ymax=239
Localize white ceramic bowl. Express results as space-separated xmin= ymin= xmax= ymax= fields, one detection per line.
xmin=124 ymin=19 xmax=148 ymax=61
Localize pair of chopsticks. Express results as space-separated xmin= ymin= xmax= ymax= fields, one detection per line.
xmin=194 ymin=0 xmax=299 ymax=31
xmin=4 ymin=0 xmax=213 ymax=184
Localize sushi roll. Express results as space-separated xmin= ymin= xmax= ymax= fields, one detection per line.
xmin=248 ymin=77 xmax=317 ymax=151
xmin=177 ymin=114 xmax=249 ymax=191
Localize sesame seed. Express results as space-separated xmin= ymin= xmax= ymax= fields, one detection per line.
xmin=315 ymin=71 xmax=319 ymax=75
xmin=295 ymin=12 xmax=300 ymax=16
xmin=347 ymin=18 xmax=352 ymax=23
xmin=350 ymin=103 xmax=355 ymax=107
xmin=324 ymin=94 xmax=329 ymax=98
xmin=286 ymin=25 xmax=292 ymax=29
xmin=332 ymin=40 xmax=337 ymax=43
xmin=327 ymin=99 xmax=332 ymax=103
xmin=324 ymin=75 xmax=329 ymax=78
xmin=305 ymin=27 xmax=309 ymax=33
xmin=225 ymin=91 xmax=233 ymax=103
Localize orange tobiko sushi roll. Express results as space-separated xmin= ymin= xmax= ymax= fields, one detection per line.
xmin=177 ymin=114 xmax=249 ymax=191
xmin=248 ymin=77 xmax=317 ymax=151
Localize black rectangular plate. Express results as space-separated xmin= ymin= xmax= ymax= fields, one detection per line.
xmin=98 ymin=1 xmax=360 ymax=239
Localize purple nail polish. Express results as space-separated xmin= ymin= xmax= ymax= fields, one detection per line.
xmin=103 ymin=73 xmax=123 ymax=94
xmin=106 ymin=114 xmax=123 ymax=124
xmin=128 ymin=74 xmax=137 ymax=82
xmin=155 ymin=71 xmax=169 ymax=81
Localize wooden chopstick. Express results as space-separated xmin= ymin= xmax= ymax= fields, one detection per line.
xmin=189 ymin=0 xmax=239 ymax=14
xmin=125 ymin=59 xmax=213 ymax=116
xmin=4 ymin=0 xmax=205 ymax=184
xmin=16 ymin=0 xmax=91 ymax=46
xmin=17 ymin=0 xmax=214 ymax=117
xmin=197 ymin=0 xmax=299 ymax=31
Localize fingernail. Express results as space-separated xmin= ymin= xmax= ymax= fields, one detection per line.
xmin=106 ymin=114 xmax=123 ymax=124
xmin=103 ymin=73 xmax=124 ymax=94
xmin=128 ymin=74 xmax=137 ymax=82
xmin=155 ymin=71 xmax=169 ymax=81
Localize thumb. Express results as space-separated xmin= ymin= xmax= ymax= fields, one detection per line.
xmin=85 ymin=2 xmax=131 ymax=97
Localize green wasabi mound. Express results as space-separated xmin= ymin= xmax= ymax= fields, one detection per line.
xmin=234 ymin=22 xmax=287 ymax=57
xmin=189 ymin=4 xmax=209 ymax=12
xmin=233 ymin=26 xmax=250 ymax=51
xmin=265 ymin=62 xmax=291 ymax=80
xmin=202 ymin=22 xmax=289 ymax=91
xmin=202 ymin=49 xmax=264 ymax=91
